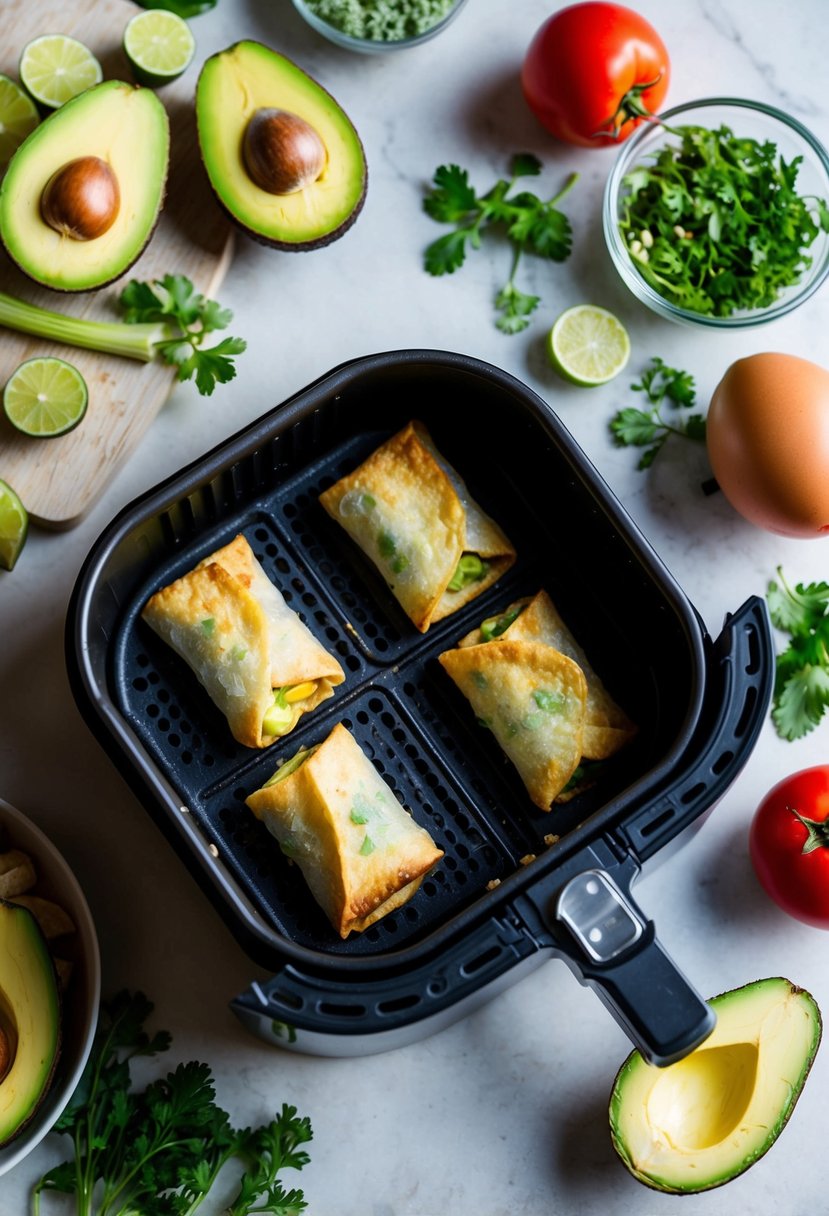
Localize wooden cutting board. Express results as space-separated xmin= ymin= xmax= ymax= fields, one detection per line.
xmin=0 ymin=0 xmax=233 ymax=529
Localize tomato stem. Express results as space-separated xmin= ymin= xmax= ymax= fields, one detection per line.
xmin=593 ymin=75 xmax=665 ymax=142
xmin=789 ymin=804 xmax=829 ymax=854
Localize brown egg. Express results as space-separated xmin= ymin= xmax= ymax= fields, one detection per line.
xmin=706 ymin=353 xmax=829 ymax=538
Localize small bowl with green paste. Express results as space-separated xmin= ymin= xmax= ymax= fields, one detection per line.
xmin=603 ymin=97 xmax=829 ymax=328
xmin=291 ymin=0 xmax=470 ymax=52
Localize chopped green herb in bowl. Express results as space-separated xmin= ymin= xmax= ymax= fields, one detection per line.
xmin=603 ymin=98 xmax=829 ymax=328
xmin=291 ymin=0 xmax=468 ymax=51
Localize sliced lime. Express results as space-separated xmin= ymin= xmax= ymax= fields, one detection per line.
xmin=0 ymin=479 xmax=28 ymax=571
xmin=19 ymin=34 xmax=102 ymax=110
xmin=3 ymin=357 xmax=89 ymax=438
xmin=0 ymin=73 xmax=39 ymax=170
xmin=547 ymin=305 xmax=631 ymax=387
xmin=123 ymin=10 xmax=196 ymax=88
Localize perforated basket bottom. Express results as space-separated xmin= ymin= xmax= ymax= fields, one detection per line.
xmin=113 ymin=425 xmax=660 ymax=958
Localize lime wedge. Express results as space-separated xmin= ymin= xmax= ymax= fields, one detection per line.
xmin=3 ymin=357 xmax=89 ymax=438
xmin=0 ymin=73 xmax=39 ymax=170
xmin=123 ymin=10 xmax=196 ymax=88
xmin=547 ymin=305 xmax=631 ymax=387
xmin=0 ymin=479 xmax=28 ymax=571
xmin=19 ymin=34 xmax=102 ymax=110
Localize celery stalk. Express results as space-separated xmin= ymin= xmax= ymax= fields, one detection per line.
xmin=0 ymin=290 xmax=167 ymax=362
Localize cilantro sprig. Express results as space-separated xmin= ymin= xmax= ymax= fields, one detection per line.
xmin=423 ymin=154 xmax=578 ymax=333
xmin=32 ymin=991 xmax=311 ymax=1216
xmin=766 ymin=568 xmax=829 ymax=741
xmin=619 ymin=123 xmax=829 ymax=317
xmin=119 ymin=274 xmax=247 ymax=396
xmin=609 ymin=357 xmax=707 ymax=468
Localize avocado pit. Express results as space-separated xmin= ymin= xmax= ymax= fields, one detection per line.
xmin=242 ymin=107 xmax=326 ymax=195
xmin=40 ymin=155 xmax=120 ymax=241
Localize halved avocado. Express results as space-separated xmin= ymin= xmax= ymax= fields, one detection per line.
xmin=196 ymin=41 xmax=367 ymax=250
xmin=0 ymin=898 xmax=61 ymax=1146
xmin=0 ymin=80 xmax=169 ymax=292
xmin=609 ymin=977 xmax=822 ymax=1194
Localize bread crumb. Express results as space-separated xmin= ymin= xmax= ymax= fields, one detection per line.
xmin=543 ymin=833 xmax=560 ymax=846
xmin=519 ymin=853 xmax=537 ymax=866
xmin=486 ymin=878 xmax=501 ymax=890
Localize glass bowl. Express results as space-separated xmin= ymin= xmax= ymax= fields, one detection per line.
xmin=603 ymin=97 xmax=829 ymax=328
xmin=290 ymin=0 xmax=469 ymax=53
xmin=0 ymin=797 xmax=100 ymax=1177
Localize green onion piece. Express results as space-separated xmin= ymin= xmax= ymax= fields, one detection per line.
xmin=471 ymin=670 xmax=488 ymax=689
xmin=359 ymin=835 xmax=376 ymax=856
xmin=229 ymin=645 xmax=247 ymax=662
xmin=262 ymin=745 xmax=318 ymax=787
xmin=377 ymin=530 xmax=397 ymax=558
xmin=200 ymin=617 xmax=215 ymax=635
xmin=447 ymin=552 xmax=489 ymax=592
xmin=361 ymin=493 xmax=377 ymax=510
xmin=480 ymin=604 xmax=524 ymax=641
xmin=533 ymin=689 xmax=566 ymax=714
xmin=350 ymin=808 xmax=370 ymax=825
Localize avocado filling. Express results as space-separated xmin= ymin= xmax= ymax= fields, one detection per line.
xmin=262 ymin=680 xmax=318 ymax=737
xmin=447 ymin=553 xmax=489 ymax=593
xmin=262 ymin=743 xmax=319 ymax=787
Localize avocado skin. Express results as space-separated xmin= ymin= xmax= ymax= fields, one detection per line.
xmin=196 ymin=41 xmax=368 ymax=252
xmin=608 ymin=977 xmax=822 ymax=1195
xmin=0 ymin=898 xmax=61 ymax=1147
xmin=0 ymin=81 xmax=169 ymax=293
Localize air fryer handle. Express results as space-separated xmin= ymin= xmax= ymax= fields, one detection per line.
xmin=550 ymin=867 xmax=714 ymax=1065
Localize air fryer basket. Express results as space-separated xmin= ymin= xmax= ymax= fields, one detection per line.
xmin=67 ymin=350 xmax=773 ymax=1065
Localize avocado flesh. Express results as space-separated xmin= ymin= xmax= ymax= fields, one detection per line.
xmin=0 ymin=899 xmax=60 ymax=1146
xmin=0 ymin=80 xmax=169 ymax=292
xmin=196 ymin=41 xmax=366 ymax=250
xmin=609 ymin=977 xmax=822 ymax=1194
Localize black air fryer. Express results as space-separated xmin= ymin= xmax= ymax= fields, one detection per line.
xmin=66 ymin=351 xmax=773 ymax=1066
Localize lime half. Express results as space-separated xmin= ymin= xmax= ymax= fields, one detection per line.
xmin=19 ymin=34 xmax=102 ymax=109
xmin=0 ymin=479 xmax=28 ymax=571
xmin=0 ymin=73 xmax=39 ymax=170
xmin=3 ymin=357 xmax=89 ymax=438
xmin=547 ymin=305 xmax=631 ymax=387
xmin=123 ymin=10 xmax=196 ymax=88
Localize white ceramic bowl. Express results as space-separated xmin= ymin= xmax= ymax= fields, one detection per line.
xmin=0 ymin=797 xmax=100 ymax=1177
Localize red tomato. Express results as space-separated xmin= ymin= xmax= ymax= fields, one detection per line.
xmin=521 ymin=2 xmax=670 ymax=148
xmin=750 ymin=766 xmax=829 ymax=928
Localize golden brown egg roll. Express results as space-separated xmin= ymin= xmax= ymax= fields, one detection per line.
xmin=460 ymin=590 xmax=637 ymax=760
xmin=438 ymin=639 xmax=587 ymax=810
xmin=318 ymin=420 xmax=516 ymax=632
xmin=246 ymin=723 xmax=444 ymax=937
xmin=141 ymin=534 xmax=344 ymax=749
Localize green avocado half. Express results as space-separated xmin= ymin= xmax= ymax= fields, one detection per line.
xmin=0 ymin=80 xmax=169 ymax=292
xmin=196 ymin=41 xmax=367 ymax=251
xmin=609 ymin=976 xmax=822 ymax=1194
xmin=0 ymin=899 xmax=61 ymax=1147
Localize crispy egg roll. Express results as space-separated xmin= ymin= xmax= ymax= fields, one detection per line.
xmin=319 ymin=420 xmax=516 ymax=632
xmin=141 ymin=534 xmax=344 ymax=749
xmin=439 ymin=640 xmax=587 ymax=810
xmin=246 ymin=723 xmax=444 ymax=937
xmin=461 ymin=590 xmax=637 ymax=760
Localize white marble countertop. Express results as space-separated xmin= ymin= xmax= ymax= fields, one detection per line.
xmin=3 ymin=1 xmax=829 ymax=1212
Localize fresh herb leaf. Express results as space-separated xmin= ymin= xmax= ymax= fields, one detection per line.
xmin=767 ymin=567 xmax=829 ymax=740
xmin=33 ymin=991 xmax=311 ymax=1216
xmin=119 ymin=274 xmax=246 ymax=397
xmin=618 ymin=123 xmax=828 ymax=317
xmin=610 ymin=357 xmax=707 ymax=469
xmin=423 ymin=157 xmax=578 ymax=334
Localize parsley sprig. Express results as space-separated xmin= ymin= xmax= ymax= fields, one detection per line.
xmin=609 ymin=357 xmax=707 ymax=468
xmin=32 ymin=991 xmax=312 ymax=1216
xmin=423 ymin=154 xmax=578 ymax=333
xmin=619 ymin=123 xmax=829 ymax=317
xmin=766 ymin=568 xmax=829 ymax=741
xmin=119 ymin=274 xmax=247 ymax=396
